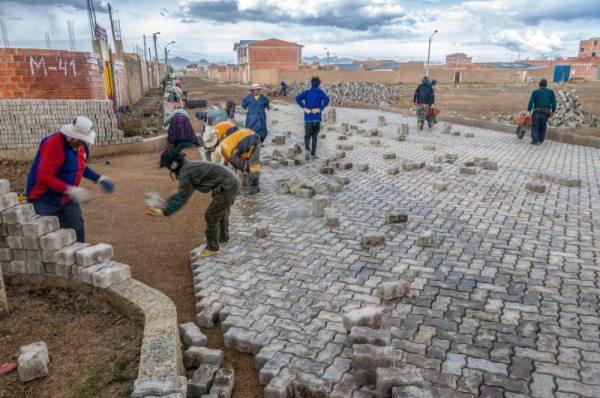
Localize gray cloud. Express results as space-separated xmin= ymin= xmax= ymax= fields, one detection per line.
xmin=174 ymin=0 xmax=414 ymax=32
xmin=2 ymin=0 xmax=107 ymax=12
xmin=519 ymin=1 xmax=600 ymax=25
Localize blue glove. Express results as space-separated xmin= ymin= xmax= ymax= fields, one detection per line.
xmin=98 ymin=176 xmax=115 ymax=194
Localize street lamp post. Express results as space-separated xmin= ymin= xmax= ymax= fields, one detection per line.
xmin=152 ymin=31 xmax=160 ymax=83
xmin=165 ymin=41 xmax=175 ymax=76
xmin=426 ymin=29 xmax=438 ymax=77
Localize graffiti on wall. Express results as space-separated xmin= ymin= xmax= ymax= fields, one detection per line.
xmin=29 ymin=57 xmax=77 ymax=77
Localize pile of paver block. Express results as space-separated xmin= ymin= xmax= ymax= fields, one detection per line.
xmin=0 ymin=99 xmax=140 ymax=148
xmin=0 ymin=179 xmax=130 ymax=289
xmin=180 ymin=322 xmax=235 ymax=398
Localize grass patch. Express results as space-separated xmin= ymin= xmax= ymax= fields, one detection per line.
xmin=75 ymin=357 xmax=133 ymax=398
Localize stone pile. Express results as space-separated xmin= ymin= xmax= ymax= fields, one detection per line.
xmin=492 ymin=90 xmax=599 ymax=128
xmin=0 ymin=179 xmax=130 ymax=289
xmin=285 ymin=81 xmax=400 ymax=106
xmin=180 ymin=322 xmax=235 ymax=398
xmin=264 ymin=146 xmax=306 ymax=167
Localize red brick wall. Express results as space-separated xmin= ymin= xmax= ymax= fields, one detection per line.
xmin=249 ymin=46 xmax=301 ymax=71
xmin=0 ymin=48 xmax=107 ymax=100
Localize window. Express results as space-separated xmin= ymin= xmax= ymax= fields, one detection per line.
xmin=594 ymin=40 xmax=598 ymax=45
xmin=593 ymin=52 xmax=597 ymax=57
xmin=581 ymin=48 xmax=585 ymax=52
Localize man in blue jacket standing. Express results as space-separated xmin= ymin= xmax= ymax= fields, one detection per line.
xmin=242 ymin=84 xmax=270 ymax=142
xmin=295 ymin=76 xmax=330 ymax=160
xmin=527 ymin=79 xmax=556 ymax=145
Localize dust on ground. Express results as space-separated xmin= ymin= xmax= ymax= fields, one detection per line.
xmin=0 ymin=284 xmax=142 ymax=398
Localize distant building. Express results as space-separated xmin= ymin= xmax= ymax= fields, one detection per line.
xmin=353 ymin=60 xmax=393 ymax=70
xmin=369 ymin=61 xmax=401 ymax=71
xmin=234 ymin=38 xmax=303 ymax=83
xmin=445 ymin=53 xmax=472 ymax=66
xmin=579 ymin=37 xmax=600 ymax=58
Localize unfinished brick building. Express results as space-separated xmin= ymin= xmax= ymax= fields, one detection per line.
xmin=234 ymin=38 xmax=303 ymax=84
xmin=579 ymin=37 xmax=600 ymax=58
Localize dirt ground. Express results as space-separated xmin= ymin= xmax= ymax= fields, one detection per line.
xmin=182 ymin=78 xmax=249 ymax=105
xmin=0 ymin=284 xmax=142 ymax=398
xmin=117 ymin=87 xmax=165 ymax=138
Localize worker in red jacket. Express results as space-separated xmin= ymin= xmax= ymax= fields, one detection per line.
xmin=26 ymin=116 xmax=115 ymax=242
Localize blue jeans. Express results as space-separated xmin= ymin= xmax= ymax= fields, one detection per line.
xmin=30 ymin=200 xmax=85 ymax=242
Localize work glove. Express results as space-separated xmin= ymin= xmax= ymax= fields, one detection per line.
xmin=98 ymin=175 xmax=115 ymax=194
xmin=145 ymin=208 xmax=164 ymax=216
xmin=65 ymin=186 xmax=91 ymax=203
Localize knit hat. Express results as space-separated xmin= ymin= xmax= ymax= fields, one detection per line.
xmin=251 ymin=83 xmax=261 ymax=90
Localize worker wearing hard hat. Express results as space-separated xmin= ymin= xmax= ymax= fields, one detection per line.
xmin=146 ymin=147 xmax=240 ymax=258
xmin=26 ymin=116 xmax=115 ymax=242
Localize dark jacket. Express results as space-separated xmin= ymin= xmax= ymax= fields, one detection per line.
xmin=527 ymin=87 xmax=556 ymax=112
xmin=295 ymin=87 xmax=331 ymax=122
xmin=242 ymin=94 xmax=270 ymax=138
xmin=163 ymin=162 xmax=240 ymax=216
xmin=413 ymin=83 xmax=435 ymax=105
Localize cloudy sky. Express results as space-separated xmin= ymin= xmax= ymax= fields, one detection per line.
xmin=0 ymin=0 xmax=598 ymax=63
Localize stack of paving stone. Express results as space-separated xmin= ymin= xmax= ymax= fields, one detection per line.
xmin=285 ymin=81 xmax=400 ymax=106
xmin=492 ymin=90 xmax=598 ymax=128
xmin=0 ymin=99 xmax=140 ymax=149
xmin=0 ymin=179 xmax=130 ymax=288
xmin=180 ymin=322 xmax=234 ymax=398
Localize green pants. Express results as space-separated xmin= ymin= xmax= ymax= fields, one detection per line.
xmin=205 ymin=190 xmax=236 ymax=251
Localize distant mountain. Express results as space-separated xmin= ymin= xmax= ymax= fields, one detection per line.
xmin=197 ymin=59 xmax=210 ymax=67
xmin=165 ymin=56 xmax=192 ymax=69
xmin=304 ymin=55 xmax=356 ymax=65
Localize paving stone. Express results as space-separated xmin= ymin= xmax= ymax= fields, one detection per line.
xmin=352 ymin=344 xmax=395 ymax=385
xmin=349 ymin=326 xmax=391 ymax=347
xmin=432 ymin=181 xmax=448 ymax=191
xmin=324 ymin=208 xmax=340 ymax=227
xmin=467 ymin=357 xmax=508 ymax=376
xmin=387 ymin=212 xmax=408 ymax=224
xmin=0 ymin=179 xmax=10 ymax=195
xmin=327 ymin=181 xmax=342 ymax=193
xmin=320 ymin=166 xmax=335 ymax=175
xmin=416 ymin=231 xmax=433 ymax=247
xmin=361 ymin=233 xmax=385 ymax=249
xmin=223 ymin=327 xmax=256 ymax=353
xmin=312 ymin=195 xmax=332 ymax=217
xmin=376 ymin=281 xmax=409 ymax=300
xmin=426 ymin=164 xmax=442 ymax=173
xmin=3 ymin=203 xmax=35 ymax=224
xmin=423 ymin=144 xmax=436 ymax=151
xmin=37 ymin=228 xmax=75 ymax=251
xmin=377 ymin=366 xmax=427 ymax=396
xmin=272 ymin=136 xmax=286 ymax=145
xmin=17 ymin=341 xmax=49 ymax=382
xmin=179 ymin=322 xmax=208 ymax=349
xmin=484 ymin=373 xmax=529 ymax=393
xmin=0 ymin=192 xmax=19 ymax=212
xmin=255 ymin=222 xmax=269 ymax=238
xmin=188 ymin=364 xmax=218 ymax=397
xmin=79 ymin=261 xmax=131 ymax=288
xmin=184 ymin=346 xmax=224 ymax=369
xmin=383 ymin=153 xmax=397 ymax=160
xmin=387 ymin=167 xmax=399 ymax=175
xmin=460 ymin=166 xmax=476 ymax=175
xmin=370 ymin=139 xmax=381 ymax=146
xmin=264 ymin=367 xmax=294 ymax=398
xmin=210 ymin=367 xmax=234 ymax=398
xmin=292 ymin=372 xmax=331 ymax=398
xmin=526 ymin=182 xmax=546 ymax=193
xmin=357 ymin=163 xmax=369 ymax=172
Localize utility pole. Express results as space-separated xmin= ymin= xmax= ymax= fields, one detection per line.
xmin=165 ymin=41 xmax=175 ymax=77
xmin=143 ymin=35 xmax=148 ymax=61
xmin=324 ymin=47 xmax=330 ymax=65
xmin=152 ymin=32 xmax=160 ymax=84
xmin=0 ymin=18 xmax=10 ymax=47
xmin=426 ymin=29 xmax=438 ymax=77
xmin=67 ymin=20 xmax=76 ymax=51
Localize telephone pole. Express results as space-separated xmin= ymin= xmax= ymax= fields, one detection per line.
xmin=143 ymin=35 xmax=148 ymax=61
xmin=152 ymin=32 xmax=160 ymax=83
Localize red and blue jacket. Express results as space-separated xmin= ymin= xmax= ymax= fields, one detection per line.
xmin=26 ymin=132 xmax=100 ymax=205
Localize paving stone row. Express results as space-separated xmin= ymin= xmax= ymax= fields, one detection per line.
xmin=191 ymin=103 xmax=600 ymax=398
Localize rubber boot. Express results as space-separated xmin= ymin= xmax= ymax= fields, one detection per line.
xmin=248 ymin=173 xmax=260 ymax=195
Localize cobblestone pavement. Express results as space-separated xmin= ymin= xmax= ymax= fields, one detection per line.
xmin=191 ymin=103 xmax=600 ymax=398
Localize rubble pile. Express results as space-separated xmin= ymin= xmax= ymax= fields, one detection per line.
xmin=492 ymin=89 xmax=598 ymax=128
xmin=285 ymin=81 xmax=400 ymax=106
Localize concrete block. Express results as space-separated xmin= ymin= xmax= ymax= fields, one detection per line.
xmin=0 ymin=192 xmax=19 ymax=212
xmin=272 ymin=136 xmax=286 ymax=145
xmin=334 ymin=176 xmax=350 ymax=186
xmin=526 ymin=182 xmax=546 ymax=193
xmin=292 ymin=372 xmax=331 ymax=398
xmin=443 ymin=124 xmax=453 ymax=134
xmin=464 ymin=132 xmax=475 ymax=138
xmin=75 ymin=243 xmax=113 ymax=266
xmin=275 ymin=180 xmax=290 ymax=195
xmin=22 ymin=216 xmax=59 ymax=238
xmin=352 ymin=344 xmax=395 ymax=385
xmin=327 ymin=181 xmax=342 ymax=193
xmin=180 ymin=322 xmax=208 ymax=349
xmin=387 ymin=167 xmax=399 ymax=175
xmin=343 ymin=306 xmax=384 ymax=330
xmin=387 ymin=212 xmax=408 ymax=224
xmin=2 ymin=203 xmax=35 ymax=224
xmin=341 ymin=162 xmax=353 ymax=170
xmin=188 ymin=364 xmax=218 ymax=397
xmin=320 ymin=166 xmax=335 ymax=175
xmin=383 ymin=153 xmax=396 ymax=160
xmin=269 ymin=160 xmax=280 ymax=169
xmin=184 ymin=346 xmax=224 ymax=368
xmin=26 ymin=259 xmax=44 ymax=274
xmin=8 ymin=260 xmax=27 ymax=274
xmin=42 ymin=242 xmax=90 ymax=265
xmin=7 ymin=236 xmax=23 ymax=249
xmin=312 ymin=195 xmax=331 ymax=217
xmin=361 ymin=232 xmax=385 ymax=248
xmin=378 ymin=116 xmax=386 ymax=126
xmin=397 ymin=133 xmax=407 ymax=141
xmin=369 ymin=139 xmax=381 ymax=146
xmin=223 ymin=327 xmax=257 ymax=353
xmin=425 ymin=164 xmax=442 ymax=173
xmin=210 ymin=367 xmax=235 ymax=398
xmin=17 ymin=341 xmax=49 ymax=382
xmin=324 ymin=208 xmax=340 ymax=228
xmin=0 ymin=248 xmax=11 ymax=262
xmin=349 ymin=327 xmax=391 ymax=347
xmin=432 ymin=181 xmax=448 ymax=191
xmin=459 ymin=166 xmax=476 ymax=175
xmin=416 ymin=231 xmax=433 ymax=247
xmin=255 ymin=223 xmax=269 ymax=238
xmin=0 ymin=179 xmax=10 ymax=195
xmin=377 ymin=281 xmax=410 ymax=300
xmin=39 ymin=229 xmax=76 ymax=251
xmin=358 ymin=164 xmax=369 ymax=172
xmin=377 ymin=367 xmax=427 ymax=397
xmin=423 ymin=144 xmax=436 ymax=151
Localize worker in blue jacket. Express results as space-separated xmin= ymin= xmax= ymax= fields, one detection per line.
xmin=527 ymin=79 xmax=556 ymax=145
xmin=295 ymin=76 xmax=330 ymax=160
xmin=242 ymin=84 xmax=270 ymax=142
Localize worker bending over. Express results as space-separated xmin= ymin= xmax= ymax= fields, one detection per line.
xmin=147 ymin=147 xmax=240 ymax=257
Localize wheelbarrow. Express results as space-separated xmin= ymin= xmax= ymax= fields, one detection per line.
xmin=514 ymin=113 xmax=532 ymax=139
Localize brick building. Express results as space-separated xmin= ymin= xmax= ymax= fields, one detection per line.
xmin=445 ymin=52 xmax=472 ymax=67
xmin=234 ymin=38 xmax=303 ymax=84
xmin=579 ymin=37 xmax=600 ymax=58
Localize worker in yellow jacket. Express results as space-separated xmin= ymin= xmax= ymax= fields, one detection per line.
xmin=212 ymin=122 xmax=262 ymax=195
